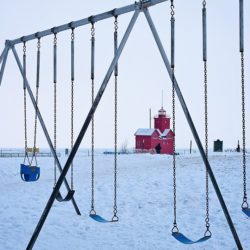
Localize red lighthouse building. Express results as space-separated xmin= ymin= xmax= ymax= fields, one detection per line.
xmin=134 ymin=107 xmax=175 ymax=154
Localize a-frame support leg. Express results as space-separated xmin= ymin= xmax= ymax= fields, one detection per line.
xmin=23 ymin=9 xmax=140 ymax=250
xmin=143 ymin=8 xmax=243 ymax=250
xmin=0 ymin=46 xmax=8 ymax=64
xmin=11 ymin=46 xmax=81 ymax=216
xmin=0 ymin=46 xmax=9 ymax=86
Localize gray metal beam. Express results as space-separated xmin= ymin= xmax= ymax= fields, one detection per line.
xmin=8 ymin=0 xmax=167 ymax=46
xmin=25 ymin=9 xmax=140 ymax=250
xmin=0 ymin=46 xmax=8 ymax=65
xmin=0 ymin=47 xmax=9 ymax=86
xmin=11 ymin=46 xmax=81 ymax=216
xmin=143 ymin=8 xmax=243 ymax=250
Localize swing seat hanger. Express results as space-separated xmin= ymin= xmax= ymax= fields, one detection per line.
xmin=242 ymin=201 xmax=250 ymax=217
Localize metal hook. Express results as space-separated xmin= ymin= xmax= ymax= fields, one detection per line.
xmin=51 ymin=27 xmax=57 ymax=34
xmin=69 ymin=21 xmax=75 ymax=30
xmin=112 ymin=8 xmax=118 ymax=18
xmin=88 ymin=15 xmax=95 ymax=25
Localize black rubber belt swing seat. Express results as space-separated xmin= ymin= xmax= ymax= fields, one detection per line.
xmin=171 ymin=0 xmax=211 ymax=244
xmin=89 ymin=15 xmax=119 ymax=223
xmin=239 ymin=0 xmax=250 ymax=217
xmin=20 ymin=38 xmax=40 ymax=182
xmin=53 ymin=29 xmax=75 ymax=202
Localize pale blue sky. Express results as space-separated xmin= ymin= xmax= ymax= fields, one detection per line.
xmin=0 ymin=0 xmax=249 ymax=150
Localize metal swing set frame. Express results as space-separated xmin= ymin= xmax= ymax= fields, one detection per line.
xmin=0 ymin=0 xmax=245 ymax=249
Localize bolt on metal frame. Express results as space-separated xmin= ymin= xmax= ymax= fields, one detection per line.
xmin=0 ymin=0 xmax=244 ymax=249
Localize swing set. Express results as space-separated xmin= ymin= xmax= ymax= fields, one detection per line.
xmin=0 ymin=0 xmax=248 ymax=249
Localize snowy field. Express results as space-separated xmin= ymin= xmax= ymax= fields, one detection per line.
xmin=0 ymin=150 xmax=249 ymax=250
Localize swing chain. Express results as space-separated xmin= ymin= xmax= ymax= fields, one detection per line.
xmin=170 ymin=0 xmax=178 ymax=234
xmin=204 ymin=60 xmax=211 ymax=236
xmin=170 ymin=0 xmax=175 ymax=17
xmin=90 ymin=22 xmax=96 ymax=215
xmin=22 ymin=44 xmax=30 ymax=165
xmin=202 ymin=0 xmax=211 ymax=234
xmin=23 ymin=41 xmax=27 ymax=55
xmin=53 ymin=33 xmax=57 ymax=187
xmin=171 ymin=70 xmax=178 ymax=234
xmin=112 ymin=16 xmax=119 ymax=222
xmin=241 ymin=51 xmax=248 ymax=209
xmin=71 ymin=28 xmax=75 ymax=190
xmin=91 ymin=23 xmax=95 ymax=38
xmin=22 ymin=41 xmax=32 ymax=166
xmin=54 ymin=33 xmax=57 ymax=46
xmin=71 ymin=28 xmax=75 ymax=41
xmin=204 ymin=61 xmax=208 ymax=156
xmin=37 ymin=38 xmax=41 ymax=50
xmin=23 ymin=42 xmax=28 ymax=155
xmin=31 ymin=38 xmax=41 ymax=167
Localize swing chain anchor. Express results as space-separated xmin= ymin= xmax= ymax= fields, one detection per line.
xmin=172 ymin=223 xmax=179 ymax=234
xmin=170 ymin=0 xmax=175 ymax=17
xmin=204 ymin=217 xmax=212 ymax=237
xmin=51 ymin=27 xmax=58 ymax=35
xmin=112 ymin=8 xmax=118 ymax=18
xmin=242 ymin=198 xmax=249 ymax=209
xmin=112 ymin=206 xmax=119 ymax=222
xmin=35 ymin=32 xmax=41 ymax=39
xmin=88 ymin=16 xmax=95 ymax=25
xmin=68 ymin=21 xmax=75 ymax=29
xmin=89 ymin=208 xmax=96 ymax=216
xmin=204 ymin=228 xmax=212 ymax=237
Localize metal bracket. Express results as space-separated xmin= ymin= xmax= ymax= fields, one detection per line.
xmin=5 ymin=40 xmax=13 ymax=49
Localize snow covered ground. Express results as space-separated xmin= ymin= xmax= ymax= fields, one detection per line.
xmin=0 ymin=150 xmax=249 ymax=250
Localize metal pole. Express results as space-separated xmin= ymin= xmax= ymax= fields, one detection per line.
xmin=202 ymin=5 xmax=207 ymax=61
xmin=0 ymin=47 xmax=9 ymax=86
xmin=11 ymin=46 xmax=81 ymax=216
xmin=25 ymin=10 xmax=140 ymax=250
xmin=0 ymin=46 xmax=8 ymax=64
xmin=143 ymin=8 xmax=243 ymax=250
xmin=239 ymin=0 xmax=244 ymax=52
xmin=8 ymin=0 xmax=167 ymax=46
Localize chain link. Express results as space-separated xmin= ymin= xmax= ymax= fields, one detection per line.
xmin=203 ymin=0 xmax=207 ymax=7
xmin=91 ymin=23 xmax=95 ymax=38
xmin=112 ymin=16 xmax=119 ymax=222
xmin=241 ymin=51 xmax=248 ymax=209
xmin=170 ymin=0 xmax=175 ymax=17
xmin=54 ymin=33 xmax=57 ymax=46
xmin=71 ymin=28 xmax=75 ymax=41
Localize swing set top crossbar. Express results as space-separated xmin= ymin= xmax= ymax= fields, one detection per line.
xmin=6 ymin=0 xmax=167 ymax=46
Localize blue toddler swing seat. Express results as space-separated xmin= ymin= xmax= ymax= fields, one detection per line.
xmin=20 ymin=150 xmax=40 ymax=182
xmin=20 ymin=163 xmax=40 ymax=182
